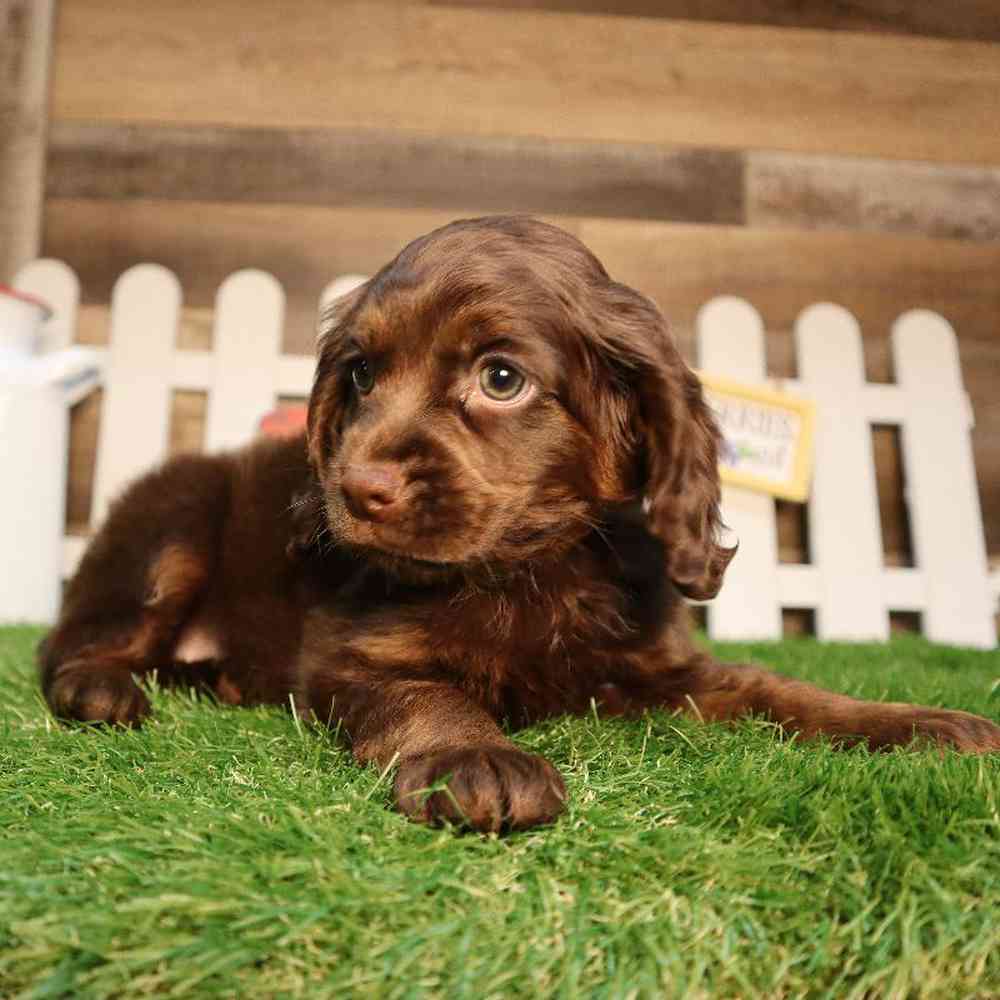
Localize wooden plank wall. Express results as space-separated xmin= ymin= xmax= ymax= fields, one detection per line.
xmin=39 ymin=0 xmax=1000 ymax=584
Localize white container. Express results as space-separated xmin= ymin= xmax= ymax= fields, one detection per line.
xmin=0 ymin=285 xmax=100 ymax=624
xmin=0 ymin=283 xmax=51 ymax=359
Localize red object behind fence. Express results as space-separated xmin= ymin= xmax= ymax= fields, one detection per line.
xmin=259 ymin=404 xmax=307 ymax=439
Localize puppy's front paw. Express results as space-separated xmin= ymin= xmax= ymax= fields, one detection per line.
xmin=46 ymin=661 xmax=152 ymax=727
xmin=394 ymin=745 xmax=566 ymax=833
xmin=906 ymin=707 xmax=1000 ymax=753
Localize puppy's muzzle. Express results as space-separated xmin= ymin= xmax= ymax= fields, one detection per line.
xmin=342 ymin=463 xmax=407 ymax=523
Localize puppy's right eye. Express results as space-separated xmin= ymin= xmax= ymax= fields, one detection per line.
xmin=479 ymin=362 xmax=527 ymax=402
xmin=350 ymin=358 xmax=374 ymax=394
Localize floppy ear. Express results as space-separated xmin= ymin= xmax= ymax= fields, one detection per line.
xmin=598 ymin=282 xmax=736 ymax=601
xmin=306 ymin=282 xmax=369 ymax=474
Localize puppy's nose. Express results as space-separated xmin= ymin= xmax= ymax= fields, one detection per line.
xmin=341 ymin=463 xmax=406 ymax=522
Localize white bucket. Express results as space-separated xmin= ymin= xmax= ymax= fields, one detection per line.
xmin=0 ymin=284 xmax=100 ymax=624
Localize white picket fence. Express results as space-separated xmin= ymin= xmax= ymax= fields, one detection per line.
xmin=700 ymin=298 xmax=996 ymax=649
xmin=11 ymin=259 xmax=1000 ymax=648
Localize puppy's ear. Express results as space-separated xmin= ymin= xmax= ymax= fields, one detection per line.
xmin=598 ymin=283 xmax=736 ymax=600
xmin=307 ymin=282 xmax=369 ymax=472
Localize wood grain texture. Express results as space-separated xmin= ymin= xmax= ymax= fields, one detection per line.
xmin=748 ymin=153 xmax=1000 ymax=241
xmin=433 ymin=0 xmax=1000 ymax=43
xmin=42 ymin=200 xmax=515 ymax=354
xmin=50 ymin=0 xmax=1000 ymax=164
xmin=871 ymin=425 xmax=914 ymax=568
xmin=0 ymin=0 xmax=55 ymax=281
xmin=66 ymin=387 xmax=100 ymax=533
xmin=45 ymin=122 xmax=743 ymax=224
xmin=45 ymin=200 xmax=1000 ymax=559
xmin=776 ymin=500 xmax=809 ymax=566
xmin=169 ymin=390 xmax=206 ymax=457
xmin=47 ymin=122 xmax=1000 ymax=243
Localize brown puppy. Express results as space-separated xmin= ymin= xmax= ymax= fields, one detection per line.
xmin=40 ymin=216 xmax=1000 ymax=833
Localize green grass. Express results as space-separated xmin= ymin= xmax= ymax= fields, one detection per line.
xmin=2 ymin=626 xmax=999 ymax=999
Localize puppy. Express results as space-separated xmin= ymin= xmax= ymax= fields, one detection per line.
xmin=40 ymin=216 xmax=1000 ymax=832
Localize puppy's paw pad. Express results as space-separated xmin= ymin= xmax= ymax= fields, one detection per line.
xmin=394 ymin=745 xmax=566 ymax=833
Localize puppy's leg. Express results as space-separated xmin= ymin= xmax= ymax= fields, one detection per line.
xmin=299 ymin=659 xmax=566 ymax=832
xmin=668 ymin=657 xmax=1000 ymax=753
xmin=40 ymin=456 xmax=229 ymax=726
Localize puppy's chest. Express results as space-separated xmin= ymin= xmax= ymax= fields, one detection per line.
xmin=417 ymin=579 xmax=639 ymax=704
xmin=331 ymin=563 xmax=659 ymax=717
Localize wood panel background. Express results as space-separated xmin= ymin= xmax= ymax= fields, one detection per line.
xmin=23 ymin=0 xmax=1000 ymax=592
xmin=434 ymin=1 xmax=1000 ymax=42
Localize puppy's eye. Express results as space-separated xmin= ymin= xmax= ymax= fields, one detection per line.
xmin=350 ymin=358 xmax=374 ymax=394
xmin=479 ymin=362 xmax=526 ymax=402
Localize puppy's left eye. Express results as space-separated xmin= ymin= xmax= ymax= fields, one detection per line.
xmin=350 ymin=358 xmax=374 ymax=394
xmin=479 ymin=362 xmax=527 ymax=402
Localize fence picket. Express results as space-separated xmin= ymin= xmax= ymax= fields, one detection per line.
xmin=893 ymin=311 xmax=996 ymax=648
xmin=204 ymin=270 xmax=285 ymax=451
xmin=92 ymin=264 xmax=180 ymax=525
xmin=697 ymin=297 xmax=781 ymax=640
xmin=796 ymin=304 xmax=888 ymax=641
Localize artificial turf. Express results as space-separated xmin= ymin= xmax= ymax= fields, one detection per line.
xmin=1 ymin=625 xmax=998 ymax=999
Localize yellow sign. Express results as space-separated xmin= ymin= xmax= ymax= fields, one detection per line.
xmin=699 ymin=374 xmax=816 ymax=502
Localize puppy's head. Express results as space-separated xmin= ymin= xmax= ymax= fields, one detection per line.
xmin=308 ymin=216 xmax=734 ymax=597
